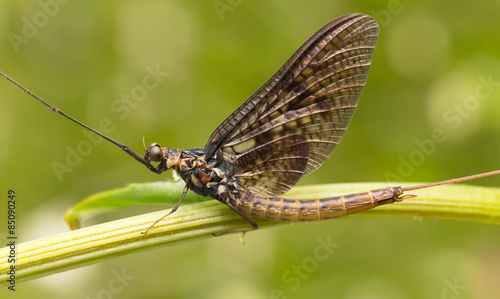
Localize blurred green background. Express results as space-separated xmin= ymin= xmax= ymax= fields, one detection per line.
xmin=1 ymin=0 xmax=500 ymax=298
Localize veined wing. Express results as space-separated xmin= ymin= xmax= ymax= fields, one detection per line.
xmin=231 ymin=134 xmax=309 ymax=196
xmin=206 ymin=14 xmax=378 ymax=195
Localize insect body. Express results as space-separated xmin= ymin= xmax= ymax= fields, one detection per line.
xmin=140 ymin=13 xmax=384 ymax=233
xmin=2 ymin=13 xmax=499 ymax=235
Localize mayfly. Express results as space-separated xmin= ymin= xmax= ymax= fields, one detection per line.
xmin=2 ymin=13 xmax=499 ymax=235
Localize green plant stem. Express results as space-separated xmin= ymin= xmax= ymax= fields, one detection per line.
xmin=1 ymin=183 xmax=500 ymax=287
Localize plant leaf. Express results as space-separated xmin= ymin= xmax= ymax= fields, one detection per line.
xmin=64 ymin=180 xmax=207 ymax=229
xmin=64 ymin=181 xmax=500 ymax=229
xmin=2 ymin=183 xmax=499 ymax=286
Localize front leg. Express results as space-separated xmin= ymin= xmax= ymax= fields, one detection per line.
xmin=142 ymin=176 xmax=193 ymax=235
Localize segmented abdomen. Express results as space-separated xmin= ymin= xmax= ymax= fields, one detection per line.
xmin=229 ymin=187 xmax=404 ymax=221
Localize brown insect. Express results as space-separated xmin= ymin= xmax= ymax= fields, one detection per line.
xmin=2 ymin=13 xmax=499 ymax=235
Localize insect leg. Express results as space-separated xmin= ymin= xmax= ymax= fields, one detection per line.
xmin=141 ymin=178 xmax=193 ymax=235
xmin=213 ymin=202 xmax=259 ymax=236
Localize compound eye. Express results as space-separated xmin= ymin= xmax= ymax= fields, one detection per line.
xmin=146 ymin=143 xmax=163 ymax=162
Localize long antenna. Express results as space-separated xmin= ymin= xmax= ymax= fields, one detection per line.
xmin=402 ymin=169 xmax=500 ymax=192
xmin=1 ymin=71 xmax=158 ymax=173
xmin=3 ymin=70 xmax=498 ymax=187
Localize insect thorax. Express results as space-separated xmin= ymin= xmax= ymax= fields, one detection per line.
xmin=172 ymin=148 xmax=234 ymax=199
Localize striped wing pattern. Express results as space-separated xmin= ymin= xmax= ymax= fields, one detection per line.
xmin=205 ymin=14 xmax=378 ymax=196
xmin=231 ymin=134 xmax=309 ymax=196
